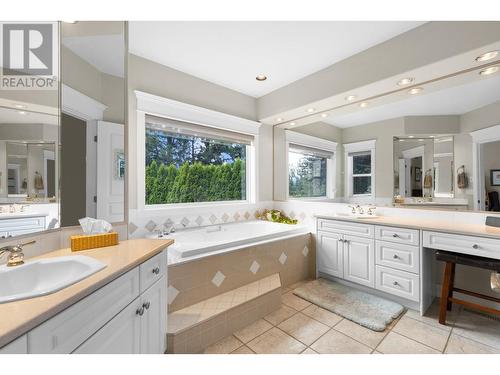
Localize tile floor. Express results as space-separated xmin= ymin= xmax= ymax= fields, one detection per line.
xmin=202 ymin=283 xmax=500 ymax=354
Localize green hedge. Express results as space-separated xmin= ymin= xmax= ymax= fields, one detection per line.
xmin=146 ymin=159 xmax=246 ymax=204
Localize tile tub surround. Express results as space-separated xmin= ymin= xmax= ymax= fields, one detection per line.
xmin=0 ymin=239 xmax=172 ymax=348
xmin=167 ymin=233 xmax=313 ymax=313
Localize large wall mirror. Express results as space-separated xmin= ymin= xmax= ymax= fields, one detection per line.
xmin=61 ymin=21 xmax=126 ymax=226
xmin=273 ymin=52 xmax=500 ymax=212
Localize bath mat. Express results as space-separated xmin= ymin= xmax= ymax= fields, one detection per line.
xmin=293 ymin=278 xmax=404 ymax=331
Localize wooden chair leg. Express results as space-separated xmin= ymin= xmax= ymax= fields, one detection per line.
xmin=439 ymin=262 xmax=454 ymax=324
xmin=447 ymin=263 xmax=456 ymax=311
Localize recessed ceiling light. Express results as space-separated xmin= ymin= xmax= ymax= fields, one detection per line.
xmin=306 ymin=108 xmax=315 ymax=113
xmin=408 ymin=135 xmax=414 ymax=138
xmin=430 ymin=135 xmax=435 ymax=138
xmin=289 ymin=122 xmax=296 ymax=126
xmin=345 ymin=95 xmax=357 ymax=101
xmin=275 ymin=117 xmax=284 ymax=122
xmin=18 ymin=111 xmax=26 ymax=115
xmin=14 ymin=104 xmax=26 ymax=109
xmin=479 ymin=66 xmax=499 ymax=76
xmin=359 ymin=102 xmax=369 ymax=108
xmin=63 ymin=20 xmax=78 ymax=24
xmin=256 ymin=74 xmax=267 ymax=81
xmin=418 ymin=139 xmax=424 ymax=142
xmin=408 ymin=87 xmax=424 ymax=95
xmin=476 ymin=51 xmax=498 ymax=62
xmin=397 ymin=77 xmax=414 ymax=86
xmin=321 ymin=113 xmax=328 ymax=118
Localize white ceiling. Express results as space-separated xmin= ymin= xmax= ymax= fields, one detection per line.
xmin=129 ymin=21 xmax=425 ymax=98
xmin=63 ymin=35 xmax=125 ymax=77
xmin=324 ymin=74 xmax=500 ymax=128
xmin=0 ymin=107 xmax=58 ymax=125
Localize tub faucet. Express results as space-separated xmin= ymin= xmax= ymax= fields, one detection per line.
xmin=0 ymin=240 xmax=36 ymax=267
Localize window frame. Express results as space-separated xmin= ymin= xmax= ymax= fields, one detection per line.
xmin=344 ymin=140 xmax=376 ymax=199
xmin=135 ymin=91 xmax=260 ymax=211
xmin=285 ymin=130 xmax=337 ymax=201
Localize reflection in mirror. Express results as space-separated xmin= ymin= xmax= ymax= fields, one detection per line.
xmin=61 ymin=21 xmax=126 ymax=226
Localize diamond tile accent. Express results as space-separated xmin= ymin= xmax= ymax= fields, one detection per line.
xmin=244 ymin=211 xmax=251 ymax=220
xmin=289 ymin=211 xmax=296 ymax=219
xmin=145 ymin=220 xmax=157 ymax=232
xmin=254 ymin=210 xmax=260 ymax=219
xmin=209 ymin=214 xmax=217 ymax=224
xmin=233 ymin=212 xmax=241 ymax=221
xmin=279 ymin=252 xmax=288 ymax=265
xmin=249 ymin=260 xmax=260 ymax=274
xmin=212 ymin=271 xmax=226 ymax=287
xmin=181 ymin=217 xmax=190 ymax=227
xmin=164 ymin=218 xmax=174 ymax=228
xmin=299 ymin=212 xmax=306 ymax=221
xmin=195 ymin=216 xmax=204 ymax=226
xmin=302 ymin=246 xmax=309 ymax=257
xmin=128 ymin=222 xmax=138 ymax=234
xmin=222 ymin=213 xmax=229 ymax=223
xmin=167 ymin=285 xmax=179 ymax=305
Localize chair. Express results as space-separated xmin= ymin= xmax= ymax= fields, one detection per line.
xmin=436 ymin=250 xmax=500 ymax=324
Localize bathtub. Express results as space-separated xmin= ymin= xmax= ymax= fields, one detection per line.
xmin=165 ymin=220 xmax=308 ymax=260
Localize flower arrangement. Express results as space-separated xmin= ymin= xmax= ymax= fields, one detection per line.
xmin=258 ymin=209 xmax=298 ymax=224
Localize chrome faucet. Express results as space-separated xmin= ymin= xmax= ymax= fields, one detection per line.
xmin=0 ymin=240 xmax=36 ymax=267
xmin=348 ymin=204 xmax=364 ymax=215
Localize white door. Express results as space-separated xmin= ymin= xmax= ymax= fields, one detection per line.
xmin=140 ymin=277 xmax=167 ymax=354
xmin=73 ymin=297 xmax=141 ymax=354
xmin=398 ymin=159 xmax=406 ymax=196
xmin=343 ymin=235 xmax=375 ymax=288
xmin=317 ymin=231 xmax=344 ymax=278
xmin=97 ymin=121 xmax=124 ymax=222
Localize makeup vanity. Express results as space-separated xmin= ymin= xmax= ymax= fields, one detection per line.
xmin=316 ymin=215 xmax=500 ymax=313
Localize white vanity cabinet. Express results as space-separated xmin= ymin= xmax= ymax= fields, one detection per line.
xmin=0 ymin=215 xmax=46 ymax=238
xmin=317 ymin=231 xmax=344 ymax=278
xmin=343 ymin=235 xmax=375 ymax=288
xmin=0 ymin=335 xmax=27 ymax=354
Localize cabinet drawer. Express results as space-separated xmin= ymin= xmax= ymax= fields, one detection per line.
xmin=375 ymin=240 xmax=420 ymax=274
xmin=375 ymin=226 xmax=419 ymax=246
xmin=140 ymin=251 xmax=166 ymax=293
xmin=28 ymin=268 xmax=140 ymax=353
xmin=0 ymin=216 xmax=45 ymax=231
xmin=423 ymin=231 xmax=500 ymax=260
xmin=375 ymin=265 xmax=420 ymax=302
xmin=317 ymin=219 xmax=374 ymax=238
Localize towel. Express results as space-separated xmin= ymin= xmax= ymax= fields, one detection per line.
xmin=34 ymin=172 xmax=44 ymax=190
xmin=457 ymin=169 xmax=468 ymax=189
xmin=423 ymin=174 xmax=432 ymax=189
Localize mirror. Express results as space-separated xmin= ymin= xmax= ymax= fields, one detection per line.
xmin=273 ymin=59 xmax=500 ymax=212
xmin=60 ymin=21 xmax=126 ymax=226
xmin=0 ymin=21 xmax=60 ymax=239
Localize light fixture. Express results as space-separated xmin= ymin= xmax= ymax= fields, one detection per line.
xmin=63 ymin=20 xmax=78 ymax=24
xmin=430 ymin=135 xmax=435 ymax=138
xmin=476 ymin=51 xmax=498 ymax=62
xmin=479 ymin=66 xmax=499 ymax=76
xmin=345 ymin=95 xmax=357 ymax=101
xmin=306 ymin=108 xmax=315 ymax=113
xmin=256 ymin=74 xmax=267 ymax=81
xmin=408 ymin=87 xmax=424 ymax=95
xmin=408 ymin=135 xmax=414 ymax=138
xmin=18 ymin=111 xmax=26 ymax=115
xmin=397 ymin=77 xmax=414 ymax=86
xmin=275 ymin=117 xmax=283 ymax=122
xmin=14 ymin=104 xmax=26 ymax=109
xmin=321 ymin=113 xmax=328 ymax=118
xmin=359 ymin=102 xmax=369 ymax=108
xmin=418 ymin=139 xmax=424 ymax=142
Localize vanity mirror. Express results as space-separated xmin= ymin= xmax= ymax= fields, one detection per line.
xmin=60 ymin=21 xmax=126 ymax=226
xmin=272 ymin=45 xmax=500 ymax=212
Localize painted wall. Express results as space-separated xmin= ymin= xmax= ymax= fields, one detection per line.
xmin=483 ymin=140 xmax=500 ymax=199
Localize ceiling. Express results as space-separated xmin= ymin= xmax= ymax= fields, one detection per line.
xmin=323 ymin=73 xmax=500 ymax=128
xmin=0 ymin=107 xmax=58 ymax=125
xmin=129 ymin=21 xmax=425 ymax=98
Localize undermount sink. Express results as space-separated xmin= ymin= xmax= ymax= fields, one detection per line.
xmin=0 ymin=255 xmax=106 ymax=304
xmin=336 ymin=212 xmax=379 ymax=219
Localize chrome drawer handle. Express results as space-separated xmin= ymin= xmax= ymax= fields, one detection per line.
xmin=136 ymin=306 xmax=145 ymax=316
xmin=393 ymin=281 xmax=399 ymax=286
xmin=143 ymin=301 xmax=150 ymax=310
xmin=392 ymin=233 xmax=399 ymax=238
xmin=152 ymin=267 xmax=160 ymax=275
xmin=393 ymin=254 xmax=399 ymax=259
xmin=472 ymin=244 xmax=479 ymax=249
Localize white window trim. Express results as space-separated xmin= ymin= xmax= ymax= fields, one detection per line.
xmin=344 ymin=139 xmax=376 ymax=199
xmin=135 ymin=91 xmax=261 ymax=211
xmin=285 ymin=130 xmax=337 ymax=200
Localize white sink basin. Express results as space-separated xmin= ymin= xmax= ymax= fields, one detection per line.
xmin=336 ymin=213 xmax=379 ymax=219
xmin=0 ymin=255 xmax=106 ymax=304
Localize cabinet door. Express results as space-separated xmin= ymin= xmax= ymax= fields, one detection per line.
xmin=140 ymin=276 xmax=166 ymax=354
xmin=317 ymin=231 xmax=344 ymax=278
xmin=73 ymin=298 xmax=142 ymax=354
xmin=343 ymin=235 xmax=375 ymax=288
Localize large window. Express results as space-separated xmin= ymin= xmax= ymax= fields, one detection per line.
xmin=288 ymin=146 xmax=329 ymax=198
xmin=345 ymin=140 xmax=376 ymax=198
xmin=145 ymin=115 xmax=251 ymax=205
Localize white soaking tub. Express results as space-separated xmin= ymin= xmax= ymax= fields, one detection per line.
xmin=165 ymin=220 xmax=307 ymax=260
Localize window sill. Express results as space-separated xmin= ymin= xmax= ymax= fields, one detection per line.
xmin=144 ymin=200 xmax=252 ymax=211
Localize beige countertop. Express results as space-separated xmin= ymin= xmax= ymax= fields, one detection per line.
xmin=316 ymin=214 xmax=500 ymax=239
xmin=0 ymin=238 xmax=173 ymax=348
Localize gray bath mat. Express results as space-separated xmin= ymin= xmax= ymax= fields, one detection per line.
xmin=293 ymin=279 xmax=404 ymax=331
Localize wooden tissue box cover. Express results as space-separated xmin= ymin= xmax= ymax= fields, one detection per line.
xmin=71 ymin=232 xmax=119 ymax=251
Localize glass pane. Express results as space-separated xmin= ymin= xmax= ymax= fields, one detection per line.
xmin=352 ymin=154 xmax=371 ymax=174
xmin=288 ymin=151 xmax=327 ymax=198
xmin=145 ymin=125 xmax=246 ymax=204
xmin=353 ymin=176 xmax=371 ymax=195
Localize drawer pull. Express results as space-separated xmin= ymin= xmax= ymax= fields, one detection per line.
xmin=472 ymin=244 xmax=479 ymax=249
xmin=393 ymin=254 xmax=399 ymax=259
xmin=143 ymin=301 xmax=150 ymax=310
xmin=136 ymin=306 xmax=145 ymax=316
xmin=393 ymin=281 xmax=399 ymax=286
xmin=392 ymin=234 xmax=399 ymax=238
xmin=152 ymin=267 xmax=160 ymax=275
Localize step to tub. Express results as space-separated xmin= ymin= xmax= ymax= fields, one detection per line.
xmin=167 ymin=273 xmax=282 ymax=353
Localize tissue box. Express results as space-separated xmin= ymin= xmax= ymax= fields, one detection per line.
xmin=71 ymin=232 xmax=119 ymax=252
